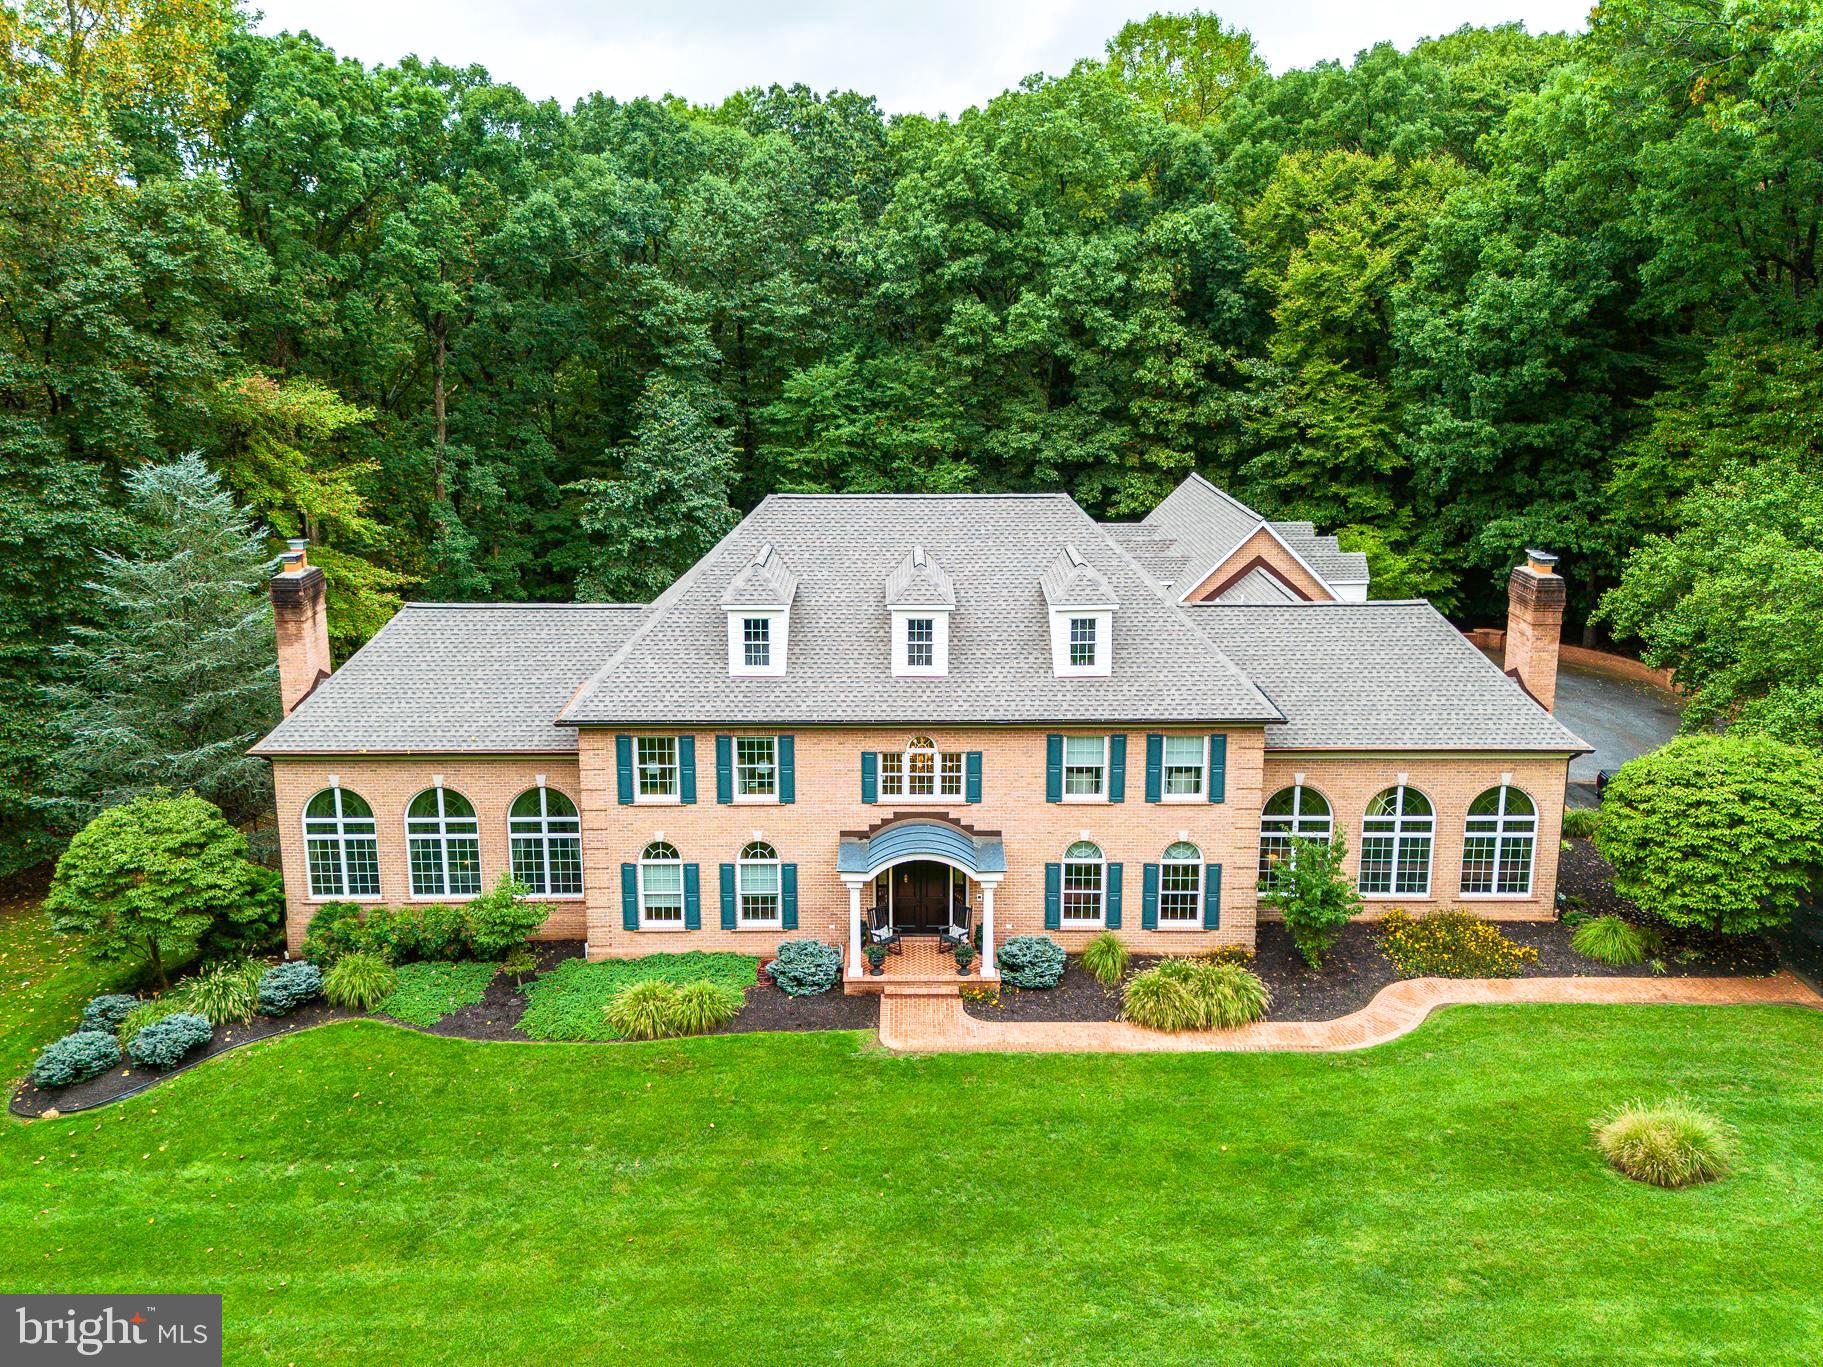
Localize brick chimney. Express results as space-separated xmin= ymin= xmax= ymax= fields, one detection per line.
xmin=1504 ymin=549 xmax=1565 ymax=711
xmin=272 ymin=538 xmax=331 ymax=715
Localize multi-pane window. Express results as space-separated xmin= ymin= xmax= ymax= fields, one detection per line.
xmin=742 ymin=617 xmax=771 ymax=668
xmin=303 ymin=788 xmax=380 ymax=899
xmin=636 ymin=736 xmax=679 ymax=799
xmin=1061 ymin=840 xmax=1105 ymax=925
xmin=905 ymin=617 xmax=935 ymax=668
xmin=735 ymin=737 xmax=778 ymax=798
xmin=1159 ymin=841 xmax=1202 ymax=924
xmin=1162 ymin=735 xmax=1206 ymax=798
xmin=1461 ymin=786 xmax=1537 ymax=896
xmin=1068 ymin=616 xmax=1098 ymax=668
xmin=1063 ymin=735 xmax=1107 ymax=798
xmin=1258 ymin=785 xmax=1334 ymax=892
xmin=1359 ymin=786 xmax=1434 ymax=896
xmin=509 ymin=788 xmax=583 ymax=896
xmin=638 ymin=841 xmax=684 ymax=927
xmin=737 ymin=841 xmax=781 ymax=926
xmin=406 ymin=787 xmax=482 ymax=898
xmin=879 ymin=736 xmax=964 ymax=800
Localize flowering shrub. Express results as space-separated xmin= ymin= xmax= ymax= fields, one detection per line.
xmin=1378 ymin=908 xmax=1538 ymax=978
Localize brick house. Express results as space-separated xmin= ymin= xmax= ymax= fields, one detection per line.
xmin=252 ymin=474 xmax=1585 ymax=986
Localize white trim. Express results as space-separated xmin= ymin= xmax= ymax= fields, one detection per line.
xmin=736 ymin=840 xmax=783 ymax=929
xmin=404 ymin=784 xmax=483 ymax=899
xmin=1060 ymin=734 xmax=1111 ymax=802
xmin=1050 ymin=608 xmax=1113 ymax=677
xmin=507 ymin=785 xmax=585 ymax=899
xmin=1159 ymin=733 xmax=1209 ymax=803
xmin=1358 ymin=784 xmax=1435 ymax=897
xmin=632 ymin=734 xmax=682 ymax=804
xmin=892 ymin=607 xmax=951 ymax=677
xmin=1177 ymin=518 xmax=1344 ymax=604
xmin=1060 ymin=841 xmax=1107 ymax=928
xmin=636 ymin=840 xmax=687 ymax=930
xmin=1157 ymin=842 xmax=1204 ymax=926
xmin=732 ymin=734 xmax=782 ymax=803
xmin=727 ymin=608 xmax=789 ymax=677
xmin=302 ymin=785 xmax=382 ymax=901
xmin=1459 ymin=783 xmax=1538 ymax=897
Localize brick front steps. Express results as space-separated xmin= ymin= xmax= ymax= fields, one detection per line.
xmin=877 ymin=972 xmax=1822 ymax=1054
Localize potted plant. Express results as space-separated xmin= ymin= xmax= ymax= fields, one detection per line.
xmin=864 ymin=942 xmax=888 ymax=977
xmin=953 ymin=942 xmax=977 ymax=976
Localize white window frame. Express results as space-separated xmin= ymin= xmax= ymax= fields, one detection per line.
xmin=1460 ymin=784 xmax=1538 ymax=898
xmin=634 ymin=735 xmax=680 ymax=804
xmin=1359 ymin=785 xmax=1435 ymax=898
xmin=727 ymin=608 xmax=789 ymax=677
xmin=405 ymin=785 xmax=483 ymax=901
xmin=1050 ymin=608 xmax=1113 ymax=677
xmin=303 ymin=785 xmax=381 ymax=902
xmin=1158 ymin=841 xmax=1203 ymax=925
xmin=891 ymin=607 xmax=950 ymax=677
xmin=1160 ymin=735 xmax=1208 ymax=803
xmin=1061 ymin=840 xmax=1106 ymax=927
xmin=733 ymin=735 xmax=780 ymax=803
xmin=508 ymin=786 xmax=584 ymax=899
xmin=737 ymin=840 xmax=783 ymax=929
xmin=1061 ymin=734 xmax=1109 ymax=803
xmin=637 ymin=840 xmax=685 ymax=929
xmin=1257 ymin=783 xmax=1334 ymax=892
xmin=878 ymin=736 xmax=965 ymax=803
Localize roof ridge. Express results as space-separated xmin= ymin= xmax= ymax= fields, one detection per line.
xmin=401 ymin=601 xmax=644 ymax=610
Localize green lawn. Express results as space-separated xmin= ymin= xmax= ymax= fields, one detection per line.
xmin=0 ymin=897 xmax=144 ymax=1083
xmin=5 ymin=1004 xmax=1821 ymax=1364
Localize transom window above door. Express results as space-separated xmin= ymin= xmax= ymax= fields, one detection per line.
xmin=879 ymin=736 xmax=964 ymax=800
xmin=636 ymin=736 xmax=679 ymax=799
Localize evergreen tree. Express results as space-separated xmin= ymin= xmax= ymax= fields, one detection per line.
xmin=45 ymin=454 xmax=279 ymax=825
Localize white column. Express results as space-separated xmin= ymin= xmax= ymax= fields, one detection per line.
xmin=980 ymin=881 xmax=998 ymax=980
xmin=847 ymin=881 xmax=863 ymax=978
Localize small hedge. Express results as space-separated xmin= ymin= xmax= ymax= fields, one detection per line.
xmin=1593 ymin=1098 xmax=1737 ymax=1188
xmin=323 ymin=952 xmax=398 ymax=1011
xmin=1080 ymin=932 xmax=1129 ymax=987
xmin=1378 ymin=908 xmax=1539 ymax=978
xmin=258 ymin=961 xmax=324 ymax=1015
xmin=32 ymin=1031 xmax=122 ymax=1089
xmin=180 ymin=958 xmax=266 ymax=1025
xmin=80 ymin=993 xmax=139 ymax=1036
xmin=520 ymin=953 xmax=758 ymax=1041
xmin=997 ymin=935 xmax=1066 ymax=989
xmin=377 ymin=961 xmax=498 ymax=1026
xmin=126 ymin=1012 xmax=213 ymax=1071
xmin=765 ymin=939 xmax=843 ymax=997
xmin=1571 ymin=915 xmax=1659 ymax=967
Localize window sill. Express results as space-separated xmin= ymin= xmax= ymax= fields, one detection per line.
xmin=732 ymin=794 xmax=780 ymax=805
xmin=633 ymin=795 xmax=682 ymax=806
xmin=307 ymin=895 xmax=384 ymax=905
xmin=1159 ymin=793 xmax=1206 ymax=805
xmin=1151 ymin=922 xmax=1204 ymax=931
xmin=1060 ymin=794 xmax=1108 ymax=805
xmin=1459 ymin=893 xmax=1536 ymax=902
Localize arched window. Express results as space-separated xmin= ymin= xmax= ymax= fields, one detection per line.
xmin=1061 ymin=840 xmax=1105 ymax=926
xmin=1159 ymin=841 xmax=1202 ymax=925
xmin=303 ymin=788 xmax=380 ymax=899
xmin=1359 ymin=786 xmax=1433 ymax=896
xmin=1257 ymin=785 xmax=1333 ymax=892
xmin=406 ymin=787 xmax=482 ymax=897
xmin=638 ymin=840 xmax=684 ymax=927
xmin=1461 ymin=786 xmax=1537 ymax=896
xmin=509 ymin=788 xmax=583 ymax=897
xmin=737 ymin=840 xmax=781 ymax=926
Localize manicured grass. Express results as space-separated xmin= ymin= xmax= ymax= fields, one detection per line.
xmin=376 ymin=962 xmax=499 ymax=1026
xmin=0 ymin=897 xmax=144 ymax=1083
xmin=5 ymin=1006 xmax=1822 ymax=1363
xmin=518 ymin=952 xmax=759 ymax=1040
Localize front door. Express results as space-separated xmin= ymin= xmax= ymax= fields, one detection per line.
xmin=891 ymin=861 xmax=952 ymax=933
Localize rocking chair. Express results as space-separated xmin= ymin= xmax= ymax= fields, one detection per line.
xmin=865 ymin=904 xmax=903 ymax=956
xmin=939 ymin=900 xmax=974 ymax=953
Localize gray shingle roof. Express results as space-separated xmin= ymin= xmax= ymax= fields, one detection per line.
xmin=885 ymin=545 xmax=955 ymax=607
xmin=1140 ymin=473 xmax=1263 ymax=585
xmin=561 ymin=494 xmax=1282 ymax=726
xmin=1101 ymin=523 xmax=1192 ymax=589
xmin=720 ymin=542 xmax=799 ymax=607
xmin=251 ymin=604 xmax=642 ymax=754
xmin=1269 ymin=522 xmax=1370 ymax=585
xmin=1039 ymin=545 xmax=1119 ymax=609
xmin=1187 ymin=601 xmax=1588 ymax=752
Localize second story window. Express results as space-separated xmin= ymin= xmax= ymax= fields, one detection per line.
xmin=636 ymin=736 xmax=679 ymax=800
xmin=742 ymin=617 xmax=771 ymax=669
xmin=880 ymin=735 xmax=964 ymax=800
xmin=1162 ymin=735 xmax=1206 ymax=799
xmin=1068 ymin=616 xmax=1098 ymax=668
xmin=1063 ymin=735 xmax=1107 ymax=799
xmin=736 ymin=736 xmax=777 ymax=798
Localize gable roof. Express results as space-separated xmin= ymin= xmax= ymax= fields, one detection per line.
xmin=1139 ymin=473 xmax=1368 ymax=598
xmin=1211 ymin=564 xmax=1301 ymax=605
xmin=560 ymin=494 xmax=1282 ymax=726
xmin=720 ymin=541 xmax=798 ymax=607
xmin=251 ymin=604 xmax=643 ymax=755
xmin=1039 ymin=545 xmax=1119 ymax=609
xmin=1269 ymin=521 xmax=1369 ymax=585
xmin=885 ymin=544 xmax=956 ymax=607
xmin=1186 ymin=600 xmax=1588 ymax=752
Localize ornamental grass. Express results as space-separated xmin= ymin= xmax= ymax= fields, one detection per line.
xmin=1592 ymin=1097 xmax=1737 ymax=1188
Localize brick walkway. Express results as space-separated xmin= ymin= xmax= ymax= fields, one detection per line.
xmin=877 ymin=972 xmax=1821 ymax=1054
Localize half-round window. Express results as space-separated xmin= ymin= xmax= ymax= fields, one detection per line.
xmin=638 ymin=840 xmax=684 ymax=925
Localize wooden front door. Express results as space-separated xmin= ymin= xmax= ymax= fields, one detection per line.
xmin=891 ymin=861 xmax=952 ymax=933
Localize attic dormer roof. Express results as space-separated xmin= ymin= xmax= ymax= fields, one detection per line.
xmin=885 ymin=543 xmax=956 ymax=608
xmin=719 ymin=541 xmax=799 ymax=608
xmin=1040 ymin=544 xmax=1118 ymax=610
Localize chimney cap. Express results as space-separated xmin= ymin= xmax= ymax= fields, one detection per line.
xmin=287 ymin=537 xmax=309 ymax=552
xmin=1525 ymin=548 xmax=1559 ymax=574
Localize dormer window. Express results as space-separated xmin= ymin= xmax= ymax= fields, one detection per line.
xmin=1042 ymin=545 xmax=1117 ymax=678
xmin=742 ymin=617 xmax=772 ymax=669
xmin=886 ymin=544 xmax=954 ymax=677
xmin=905 ymin=617 xmax=935 ymax=669
xmin=1068 ymin=616 xmax=1099 ymax=669
xmin=722 ymin=542 xmax=797 ymax=678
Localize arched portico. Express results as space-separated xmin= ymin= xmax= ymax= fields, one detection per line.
xmin=837 ymin=818 xmax=1004 ymax=980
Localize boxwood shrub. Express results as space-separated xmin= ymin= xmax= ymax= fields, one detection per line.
xmin=996 ymin=935 xmax=1066 ymax=989
xmin=126 ymin=1012 xmax=213 ymax=1071
xmin=80 ymin=993 xmax=139 ymax=1035
xmin=257 ymin=961 xmax=324 ymax=1015
xmin=32 ymin=1031 xmax=122 ymax=1089
xmin=765 ymin=939 xmax=843 ymax=996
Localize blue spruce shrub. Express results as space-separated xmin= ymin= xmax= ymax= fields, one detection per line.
xmin=80 ymin=993 xmax=139 ymax=1035
xmin=258 ymin=961 xmax=324 ymax=1015
xmin=126 ymin=1012 xmax=213 ymax=1071
xmin=32 ymin=1031 xmax=122 ymax=1089
xmin=997 ymin=935 xmax=1067 ymax=989
xmin=765 ymin=939 xmax=843 ymax=996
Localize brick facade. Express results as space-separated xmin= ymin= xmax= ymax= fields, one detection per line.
xmin=1182 ymin=525 xmax=1334 ymax=602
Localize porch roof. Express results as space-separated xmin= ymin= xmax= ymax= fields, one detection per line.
xmin=836 ymin=820 xmax=1007 ymax=878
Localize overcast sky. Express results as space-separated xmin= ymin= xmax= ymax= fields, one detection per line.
xmin=249 ymin=1 xmax=1594 ymax=115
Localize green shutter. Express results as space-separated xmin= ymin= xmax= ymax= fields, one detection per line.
xmin=1144 ymin=734 xmax=1163 ymax=803
xmin=679 ymin=735 xmax=697 ymax=804
xmin=684 ymin=863 xmax=701 ymax=929
xmin=1045 ymin=735 xmax=1063 ymax=803
xmin=860 ymin=751 xmax=878 ymax=804
xmin=965 ymin=751 xmax=983 ymax=803
xmin=715 ymin=735 xmax=733 ymax=804
xmin=778 ymin=735 xmax=796 ymax=804
xmin=1044 ymin=862 xmax=1062 ymax=929
xmin=1105 ymin=862 xmax=1123 ymax=929
xmin=781 ymin=863 xmax=799 ymax=930
xmin=615 ymin=735 xmax=634 ymax=805
xmin=1108 ymin=734 xmax=1127 ymax=803
xmin=719 ymin=863 xmax=737 ymax=929
xmin=1141 ymin=863 xmax=1160 ymax=929
xmin=1208 ymin=734 xmax=1227 ymax=803
xmin=620 ymin=862 xmax=638 ymax=929
xmin=1203 ymin=864 xmax=1222 ymax=928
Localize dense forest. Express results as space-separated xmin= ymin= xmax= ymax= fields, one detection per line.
xmin=3 ymin=1 xmax=1821 ymax=875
